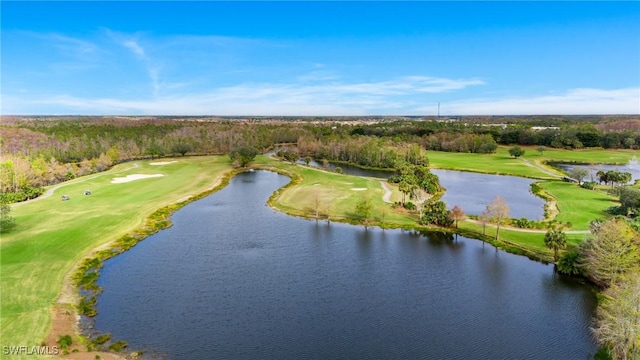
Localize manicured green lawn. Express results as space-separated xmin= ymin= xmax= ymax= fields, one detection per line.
xmin=540 ymin=181 xmax=618 ymax=230
xmin=458 ymin=220 xmax=587 ymax=259
xmin=255 ymin=156 xmax=417 ymax=227
xmin=428 ymin=146 xmax=638 ymax=179
xmin=531 ymin=147 xmax=638 ymax=164
xmin=1 ymin=157 xmax=233 ymax=353
xmin=428 ymin=148 xmax=561 ymax=179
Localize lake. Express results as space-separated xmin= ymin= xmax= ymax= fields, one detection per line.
xmin=551 ymin=159 xmax=640 ymax=183
xmin=93 ymin=171 xmax=597 ymax=359
xmin=299 ymin=160 xmax=546 ymax=219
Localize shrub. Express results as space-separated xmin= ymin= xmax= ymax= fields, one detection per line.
xmin=109 ymin=341 xmax=128 ymax=352
xmin=581 ymin=181 xmax=598 ymax=190
xmin=513 ymin=218 xmax=531 ymax=228
xmin=556 ymin=252 xmax=584 ymax=276
xmin=403 ymin=202 xmax=416 ymax=210
xmin=58 ymin=335 xmax=73 ymax=350
xmin=94 ymin=333 xmax=111 ymax=345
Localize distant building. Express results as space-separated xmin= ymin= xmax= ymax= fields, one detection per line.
xmin=531 ymin=126 xmax=560 ymax=131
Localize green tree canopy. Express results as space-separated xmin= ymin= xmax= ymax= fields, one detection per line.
xmin=544 ymin=228 xmax=568 ymax=262
xmin=421 ymin=200 xmax=453 ymax=227
xmin=593 ymin=274 xmax=640 ymax=360
xmin=579 ymin=219 xmax=640 ymax=286
xmin=0 ymin=201 xmax=15 ymax=233
xmin=230 ymin=146 xmax=259 ymax=167
xmin=355 ymin=196 xmax=373 ymax=229
xmin=508 ymin=145 xmax=525 ymax=158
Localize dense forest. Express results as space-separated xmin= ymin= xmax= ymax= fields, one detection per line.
xmin=1 ymin=115 xmax=638 ymax=201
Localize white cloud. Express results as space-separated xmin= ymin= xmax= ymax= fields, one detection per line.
xmin=4 ymin=75 xmax=482 ymax=115
xmin=422 ymin=87 xmax=640 ymax=115
xmin=123 ymin=40 xmax=145 ymax=57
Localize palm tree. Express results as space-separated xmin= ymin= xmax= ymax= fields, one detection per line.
xmin=544 ymin=228 xmax=567 ymax=262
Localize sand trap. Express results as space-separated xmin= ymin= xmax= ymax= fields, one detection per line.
xmin=351 ymin=188 xmax=367 ymax=191
xmin=111 ymin=174 xmax=165 ymax=184
xmin=150 ymin=161 xmax=177 ymax=166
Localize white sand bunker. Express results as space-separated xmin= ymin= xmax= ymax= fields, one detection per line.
xmin=111 ymin=174 xmax=165 ymax=184
xmin=150 ymin=161 xmax=177 ymax=166
xmin=351 ymin=188 xmax=367 ymax=191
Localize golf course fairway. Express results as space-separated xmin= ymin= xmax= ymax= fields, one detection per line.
xmin=1 ymin=156 xmax=233 ymax=357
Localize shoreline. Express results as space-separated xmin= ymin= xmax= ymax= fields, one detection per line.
xmin=46 ymin=167 xmax=239 ymax=358
xmin=46 ymin=160 xmax=598 ymax=358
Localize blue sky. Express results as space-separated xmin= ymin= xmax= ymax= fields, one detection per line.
xmin=2 ymin=1 xmax=639 ymax=116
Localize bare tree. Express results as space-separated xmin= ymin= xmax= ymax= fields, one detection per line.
xmin=411 ymin=188 xmax=429 ymax=219
xmin=485 ymin=196 xmax=510 ymax=241
xmin=479 ymin=210 xmax=490 ymax=237
xmin=313 ymin=192 xmax=322 ymax=223
xmin=448 ymin=205 xmax=466 ymax=229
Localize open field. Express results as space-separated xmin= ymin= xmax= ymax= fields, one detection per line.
xmin=527 ymin=146 xmax=638 ymax=164
xmin=428 ymin=149 xmax=560 ymax=179
xmin=539 ymin=181 xmax=618 ymax=230
xmin=428 ymin=146 xmax=639 ymax=179
xmin=1 ymin=157 xmax=233 ymax=355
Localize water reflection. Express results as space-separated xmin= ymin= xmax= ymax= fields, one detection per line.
xmin=552 ymin=159 xmax=640 ymax=183
xmin=94 ymin=171 xmax=597 ymax=360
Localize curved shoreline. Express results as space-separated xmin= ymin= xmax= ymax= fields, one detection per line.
xmin=47 ymin=167 xmax=240 ymax=358
xmin=49 ymin=160 xmax=594 ymax=358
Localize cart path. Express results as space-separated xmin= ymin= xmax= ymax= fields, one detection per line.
xmin=13 ymin=163 xmax=139 ymax=207
xmin=380 ymin=181 xmax=393 ymax=203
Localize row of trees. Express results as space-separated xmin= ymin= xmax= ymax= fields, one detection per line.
xmin=296 ymin=136 xmax=428 ymax=169
xmin=422 ymin=133 xmax=497 ymax=153
xmin=597 ymin=170 xmax=634 ymax=187
xmin=550 ymin=219 xmax=640 ymax=359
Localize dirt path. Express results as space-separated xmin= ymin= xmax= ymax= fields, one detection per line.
xmin=380 ymin=181 xmax=393 ymax=203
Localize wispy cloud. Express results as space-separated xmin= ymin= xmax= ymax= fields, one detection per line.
xmin=422 ymin=87 xmax=640 ymax=115
xmin=3 ymin=75 xmax=485 ymax=115
xmin=123 ymin=39 xmax=145 ymax=57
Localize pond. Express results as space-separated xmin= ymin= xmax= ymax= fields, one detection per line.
xmin=298 ymin=160 xmax=545 ymax=219
xmin=93 ymin=171 xmax=597 ymax=359
xmin=551 ymin=157 xmax=640 ymax=183
xmin=432 ymin=169 xmax=546 ymax=219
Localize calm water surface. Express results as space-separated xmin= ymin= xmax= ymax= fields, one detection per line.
xmin=431 ymin=169 xmax=546 ymax=219
xmin=552 ymin=161 xmax=640 ymax=183
xmin=94 ymin=171 xmax=597 ymax=359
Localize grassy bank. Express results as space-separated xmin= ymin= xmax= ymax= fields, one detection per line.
xmin=538 ymin=181 xmax=618 ymax=230
xmin=1 ymin=149 xmax=626 ymax=357
xmin=254 ymin=157 xmax=417 ymax=228
xmin=1 ymin=157 xmax=233 ymax=357
xmin=428 ymin=146 xmax=638 ymax=179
